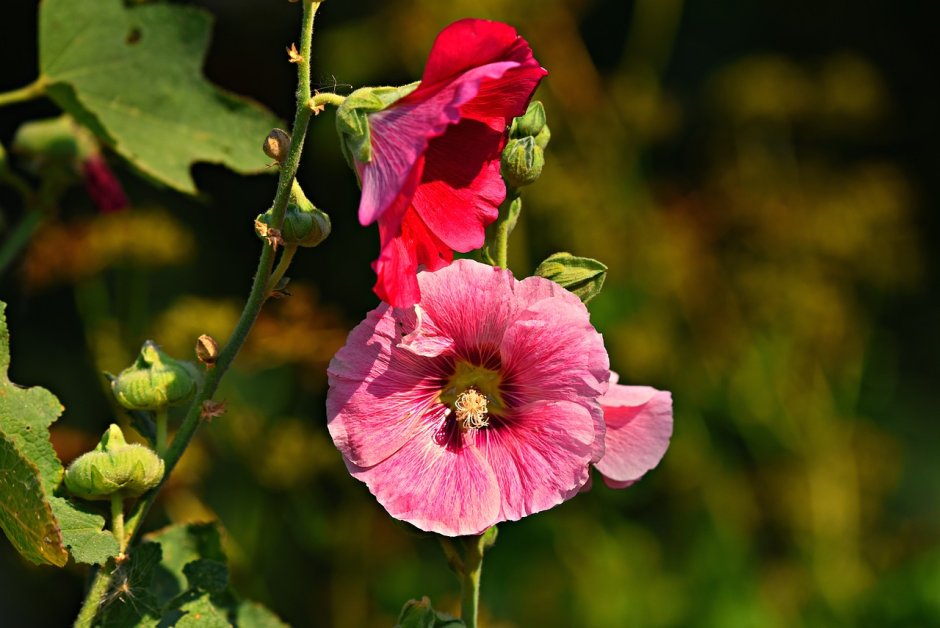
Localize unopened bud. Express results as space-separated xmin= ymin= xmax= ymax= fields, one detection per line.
xmin=501 ymin=136 xmax=544 ymax=189
xmin=263 ymin=128 xmax=291 ymax=164
xmin=195 ymin=334 xmax=219 ymax=368
xmin=510 ymin=101 xmax=547 ymax=139
xmin=64 ymin=424 xmax=165 ymax=501
xmin=255 ymin=181 xmax=331 ymax=248
xmin=111 ymin=341 xmax=198 ymax=411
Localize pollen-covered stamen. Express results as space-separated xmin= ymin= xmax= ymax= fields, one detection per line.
xmin=454 ymin=388 xmax=489 ymax=430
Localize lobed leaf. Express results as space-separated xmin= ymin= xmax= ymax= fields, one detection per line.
xmin=39 ymin=0 xmax=283 ymax=194
xmin=0 ymin=301 xmax=118 ymax=566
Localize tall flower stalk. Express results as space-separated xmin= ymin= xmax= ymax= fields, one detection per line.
xmin=72 ymin=1 xmax=325 ymax=624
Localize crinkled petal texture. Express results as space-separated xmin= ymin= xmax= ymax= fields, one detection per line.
xmin=593 ymin=374 xmax=673 ymax=489
xmin=327 ymin=259 xmax=609 ymax=536
xmin=356 ymin=19 xmax=547 ymax=307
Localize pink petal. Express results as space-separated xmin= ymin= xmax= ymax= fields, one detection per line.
xmin=358 ymin=61 xmax=518 ymax=226
xmin=327 ymin=306 xmax=446 ymax=467
xmin=594 ymin=385 xmax=673 ymax=487
xmin=410 ymin=118 xmax=505 ymax=252
xmin=416 ymin=259 xmax=519 ymax=353
xmin=470 ymin=400 xmax=596 ymax=522
xmin=348 ymin=404 xmax=501 ymax=536
xmin=419 ymin=19 xmax=535 ymax=89
xmin=395 ymin=304 xmax=455 ymax=358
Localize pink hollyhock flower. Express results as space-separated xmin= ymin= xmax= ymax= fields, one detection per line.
xmin=593 ymin=374 xmax=673 ymax=489
xmin=327 ymin=259 xmax=609 ymax=536
xmin=340 ymin=19 xmax=547 ymax=308
xmin=81 ymin=154 xmax=128 ymax=213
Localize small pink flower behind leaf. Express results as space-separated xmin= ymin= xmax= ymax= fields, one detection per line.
xmin=593 ymin=373 xmax=673 ymax=489
xmin=81 ymin=153 xmax=128 ymax=213
xmin=326 ymin=259 xmax=610 ymax=536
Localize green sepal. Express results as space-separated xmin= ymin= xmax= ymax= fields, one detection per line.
xmin=396 ymin=597 xmax=464 ymax=628
xmin=63 ymin=424 xmax=165 ymax=500
xmin=255 ymin=181 xmax=331 ymax=248
xmin=534 ymin=252 xmax=608 ymax=303
xmin=501 ymin=136 xmax=544 ymax=188
xmin=111 ymin=340 xmax=199 ymax=411
xmin=335 ymin=82 xmax=419 ymax=169
xmin=509 ymin=100 xmax=547 ymax=139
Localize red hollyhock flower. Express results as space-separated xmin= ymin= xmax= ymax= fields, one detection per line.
xmin=341 ymin=19 xmax=546 ymax=307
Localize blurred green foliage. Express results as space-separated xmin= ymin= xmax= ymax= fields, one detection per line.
xmin=1 ymin=0 xmax=938 ymax=626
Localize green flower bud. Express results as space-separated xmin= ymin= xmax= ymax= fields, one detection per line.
xmin=64 ymin=424 xmax=165 ymax=501
xmin=255 ymin=181 xmax=331 ymax=248
xmin=509 ymin=101 xmax=547 ymax=139
xmin=111 ymin=341 xmax=198 ymax=411
xmin=534 ymin=252 xmax=608 ymax=304
xmin=335 ymin=82 xmax=419 ymax=170
xmin=501 ymin=136 xmax=544 ymax=188
xmin=534 ymin=124 xmax=551 ymax=150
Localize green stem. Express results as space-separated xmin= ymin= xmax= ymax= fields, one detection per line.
xmin=110 ymin=495 xmax=126 ymax=554
xmin=308 ymin=92 xmax=346 ymax=111
xmin=459 ymin=535 xmax=486 ymax=628
xmin=73 ymin=568 xmax=110 ymax=628
xmin=0 ymin=209 xmax=41 ymax=276
xmin=0 ymin=78 xmax=46 ymax=108
xmin=266 ymin=244 xmax=298 ymax=294
xmin=73 ymin=3 xmax=323 ymax=624
xmin=487 ymin=191 xmax=521 ymax=269
xmin=155 ymin=407 xmax=168 ymax=456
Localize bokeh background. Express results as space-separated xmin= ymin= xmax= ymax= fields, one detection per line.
xmin=1 ymin=0 xmax=938 ymax=626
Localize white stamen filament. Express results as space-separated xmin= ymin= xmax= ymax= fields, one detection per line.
xmin=454 ymin=389 xmax=489 ymax=430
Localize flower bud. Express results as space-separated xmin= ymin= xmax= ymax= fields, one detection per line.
xmin=195 ymin=334 xmax=219 ymax=367
xmin=263 ymin=128 xmax=291 ymax=164
xmin=64 ymin=424 xmax=165 ymax=501
xmin=500 ymin=136 xmax=544 ymax=188
xmin=509 ymin=101 xmax=547 ymax=139
xmin=335 ymin=83 xmax=419 ymax=169
xmin=111 ymin=341 xmax=198 ymax=411
xmin=533 ymin=124 xmax=551 ymax=150
xmin=255 ymin=182 xmax=331 ymax=248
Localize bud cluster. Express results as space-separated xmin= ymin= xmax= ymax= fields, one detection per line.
xmin=501 ymin=101 xmax=550 ymax=189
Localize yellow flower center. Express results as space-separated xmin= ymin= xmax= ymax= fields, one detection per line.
xmin=454 ymin=388 xmax=489 ymax=430
xmin=440 ymin=361 xmax=504 ymax=431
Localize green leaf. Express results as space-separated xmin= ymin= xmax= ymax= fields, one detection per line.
xmin=396 ymin=597 xmax=464 ymax=628
xmin=169 ymin=591 xmax=232 ymax=628
xmin=0 ymin=301 xmax=118 ymax=567
xmin=0 ymin=432 xmax=67 ymax=566
xmin=534 ymin=252 xmax=609 ymax=303
xmin=38 ymin=0 xmax=282 ymax=194
xmin=147 ymin=522 xmax=287 ymax=626
xmin=236 ymin=601 xmax=290 ymax=628
xmin=146 ymin=522 xmax=226 ymax=606
xmin=183 ymin=558 xmax=229 ymax=594
xmin=50 ymin=496 xmax=120 ymax=565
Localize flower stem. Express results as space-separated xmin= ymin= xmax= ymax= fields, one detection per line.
xmin=308 ymin=92 xmax=346 ymax=111
xmin=110 ymin=495 xmax=126 ymax=554
xmin=73 ymin=3 xmax=323 ymax=623
xmin=154 ymin=407 xmax=168 ymax=456
xmin=0 ymin=78 xmax=46 ymax=108
xmin=487 ymin=191 xmax=521 ymax=269
xmin=459 ymin=535 xmax=486 ymax=628
xmin=266 ymin=244 xmax=298 ymax=294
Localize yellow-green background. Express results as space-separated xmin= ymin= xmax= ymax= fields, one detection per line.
xmin=1 ymin=0 xmax=937 ymax=625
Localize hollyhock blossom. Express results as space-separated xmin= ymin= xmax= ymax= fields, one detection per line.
xmin=338 ymin=19 xmax=547 ymax=307
xmin=327 ymin=259 xmax=609 ymax=536
xmin=593 ymin=373 xmax=673 ymax=489
xmin=81 ymin=153 xmax=128 ymax=213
